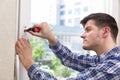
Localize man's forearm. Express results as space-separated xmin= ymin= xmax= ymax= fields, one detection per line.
xmin=48 ymin=34 xmax=58 ymax=46
xmin=28 ymin=64 xmax=57 ymax=80
xmin=23 ymin=60 xmax=35 ymax=71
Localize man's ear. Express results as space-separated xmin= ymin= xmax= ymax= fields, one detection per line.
xmin=102 ymin=26 xmax=110 ymax=38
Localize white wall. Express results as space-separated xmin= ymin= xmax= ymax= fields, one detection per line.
xmin=118 ymin=0 xmax=120 ymax=45
xmin=0 ymin=0 xmax=17 ymax=80
xmin=112 ymin=0 xmax=120 ymax=45
xmin=0 ymin=0 xmax=30 ymax=80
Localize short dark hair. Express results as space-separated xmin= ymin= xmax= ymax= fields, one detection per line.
xmin=80 ymin=13 xmax=118 ymax=42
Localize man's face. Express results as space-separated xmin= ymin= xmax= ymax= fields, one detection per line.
xmin=81 ymin=20 xmax=103 ymax=50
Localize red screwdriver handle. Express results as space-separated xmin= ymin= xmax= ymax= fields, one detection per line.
xmin=33 ymin=27 xmax=41 ymax=32
xmin=24 ymin=27 xmax=41 ymax=33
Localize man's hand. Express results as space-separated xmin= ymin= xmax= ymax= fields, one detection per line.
xmin=28 ymin=22 xmax=58 ymax=46
xmin=15 ymin=38 xmax=35 ymax=71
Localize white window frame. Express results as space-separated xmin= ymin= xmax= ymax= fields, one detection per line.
xmin=16 ymin=0 xmax=31 ymax=80
xmin=16 ymin=0 xmax=120 ymax=80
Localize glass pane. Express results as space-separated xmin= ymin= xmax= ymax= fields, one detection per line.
xmin=30 ymin=0 xmax=112 ymax=79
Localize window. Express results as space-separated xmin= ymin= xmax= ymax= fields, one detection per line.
xmin=74 ymin=2 xmax=81 ymax=5
xmin=74 ymin=8 xmax=81 ymax=15
xmin=68 ymin=19 xmax=72 ymax=23
xmin=30 ymin=0 xmax=118 ymax=79
xmin=68 ymin=9 xmax=72 ymax=14
xmin=60 ymin=5 xmax=65 ymax=9
xmin=60 ymin=19 xmax=65 ymax=25
xmin=74 ymin=18 xmax=80 ymax=26
xmin=60 ymin=10 xmax=65 ymax=15
xmin=83 ymin=6 xmax=88 ymax=12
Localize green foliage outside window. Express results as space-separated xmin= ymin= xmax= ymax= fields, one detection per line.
xmin=30 ymin=36 xmax=49 ymax=61
xmin=30 ymin=36 xmax=78 ymax=79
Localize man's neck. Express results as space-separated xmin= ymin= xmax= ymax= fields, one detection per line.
xmin=95 ymin=42 xmax=116 ymax=56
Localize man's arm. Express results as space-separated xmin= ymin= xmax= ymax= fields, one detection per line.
xmin=50 ymin=41 xmax=97 ymax=72
xmin=15 ymin=38 xmax=58 ymax=80
xmin=28 ymin=64 xmax=57 ymax=80
xmin=68 ymin=60 xmax=120 ymax=80
xmin=28 ymin=22 xmax=58 ymax=46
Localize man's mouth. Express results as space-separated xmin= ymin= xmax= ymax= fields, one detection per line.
xmin=83 ymin=40 xmax=87 ymax=43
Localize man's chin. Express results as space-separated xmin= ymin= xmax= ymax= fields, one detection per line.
xmin=82 ymin=46 xmax=91 ymax=50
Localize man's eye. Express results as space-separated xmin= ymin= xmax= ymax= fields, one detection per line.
xmin=86 ymin=29 xmax=91 ymax=32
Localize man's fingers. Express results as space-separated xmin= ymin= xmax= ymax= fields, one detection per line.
xmin=16 ymin=39 xmax=23 ymax=49
xmin=15 ymin=38 xmax=27 ymax=53
xmin=15 ymin=42 xmax=22 ymax=55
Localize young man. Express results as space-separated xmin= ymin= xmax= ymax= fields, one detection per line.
xmin=15 ymin=13 xmax=120 ymax=80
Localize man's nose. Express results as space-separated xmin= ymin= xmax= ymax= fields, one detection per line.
xmin=80 ymin=33 xmax=85 ymax=38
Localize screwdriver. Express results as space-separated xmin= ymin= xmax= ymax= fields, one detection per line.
xmin=24 ymin=27 xmax=41 ymax=33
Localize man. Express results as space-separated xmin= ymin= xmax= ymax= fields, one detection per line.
xmin=15 ymin=13 xmax=120 ymax=80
